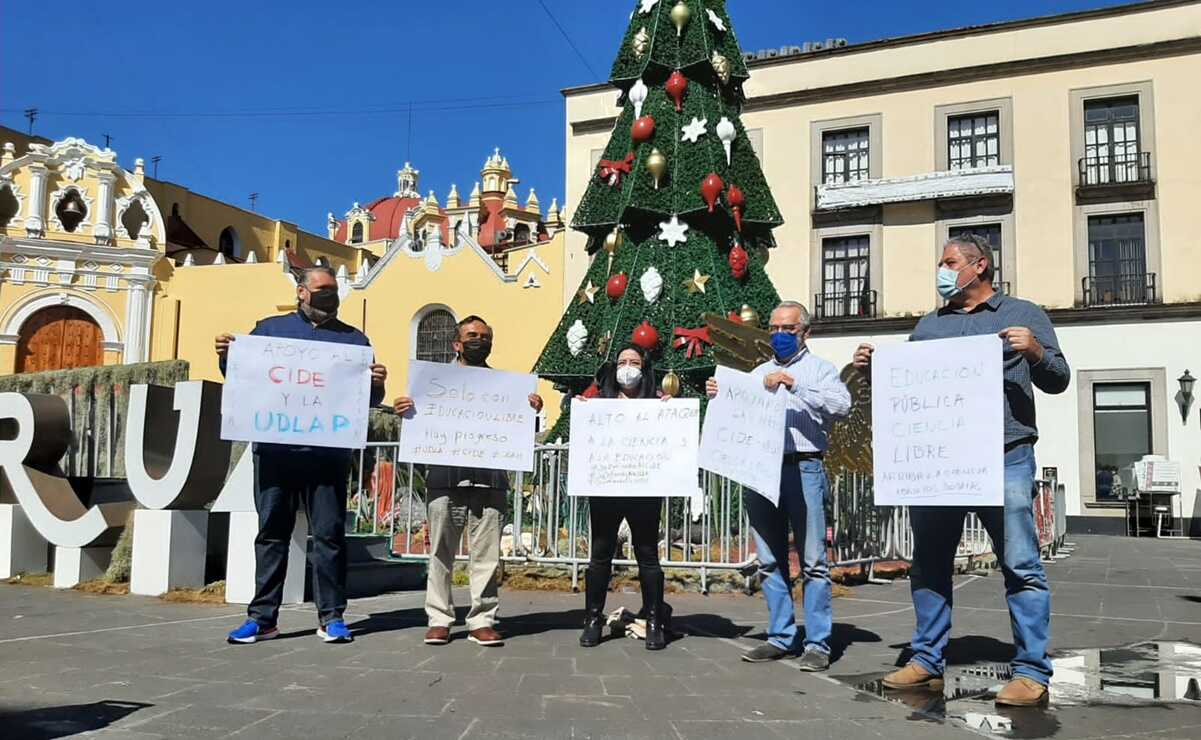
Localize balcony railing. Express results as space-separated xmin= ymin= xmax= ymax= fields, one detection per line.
xmin=814 ymin=289 xmax=878 ymax=320
xmin=1082 ymin=272 xmax=1157 ymax=307
xmin=1078 ymin=152 xmax=1152 ymax=188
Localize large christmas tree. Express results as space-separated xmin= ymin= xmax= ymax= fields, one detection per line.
xmin=535 ymin=0 xmax=783 ymax=430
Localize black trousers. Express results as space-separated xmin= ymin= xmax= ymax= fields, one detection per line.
xmin=588 ymin=496 xmax=662 ymax=573
xmin=248 ymin=452 xmax=350 ymax=628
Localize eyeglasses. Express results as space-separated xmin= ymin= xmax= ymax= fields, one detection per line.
xmin=768 ymin=324 xmax=803 ymax=334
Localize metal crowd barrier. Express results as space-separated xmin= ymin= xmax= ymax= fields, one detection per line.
xmin=347 ymin=443 xmax=1061 ymax=593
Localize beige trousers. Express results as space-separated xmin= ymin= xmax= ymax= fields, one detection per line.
xmin=424 ymin=487 xmax=505 ymax=630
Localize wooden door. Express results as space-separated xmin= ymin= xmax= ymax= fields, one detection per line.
xmin=16 ymin=306 xmax=104 ymax=373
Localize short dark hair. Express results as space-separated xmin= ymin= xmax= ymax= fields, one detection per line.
xmin=945 ymin=234 xmax=996 ymax=282
xmin=298 ymin=265 xmax=337 ymax=286
xmin=456 ymin=315 xmax=490 ymax=340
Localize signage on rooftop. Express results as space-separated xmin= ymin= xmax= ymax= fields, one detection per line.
xmin=743 ymin=39 xmax=849 ymax=63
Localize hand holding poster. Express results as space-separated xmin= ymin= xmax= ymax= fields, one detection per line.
xmin=699 ymin=366 xmax=787 ymax=505
xmin=221 ymin=335 xmax=373 ymax=449
xmin=567 ymin=398 xmax=699 ymax=498
xmin=397 ymin=360 xmax=537 ymax=472
xmin=871 ymin=334 xmax=1004 ymax=506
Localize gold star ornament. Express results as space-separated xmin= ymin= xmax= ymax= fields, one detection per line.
xmin=577 ymin=280 xmax=599 ymax=304
xmin=684 ymin=269 xmax=710 ymax=294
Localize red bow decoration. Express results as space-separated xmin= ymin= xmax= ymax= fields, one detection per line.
xmin=597 ymin=153 xmax=635 ymax=186
xmin=673 ymin=325 xmax=713 ymax=359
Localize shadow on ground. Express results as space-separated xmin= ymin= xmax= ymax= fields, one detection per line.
xmin=0 ymin=700 xmax=151 ymax=739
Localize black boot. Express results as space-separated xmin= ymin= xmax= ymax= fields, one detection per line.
xmin=579 ymin=565 xmax=609 ymax=648
xmin=640 ymin=567 xmax=669 ymax=651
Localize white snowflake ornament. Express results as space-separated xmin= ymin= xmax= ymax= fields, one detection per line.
xmin=566 ymin=320 xmax=589 ymax=357
xmin=640 ymin=266 xmax=663 ymax=303
xmin=681 ymin=117 xmax=708 ymax=143
xmin=639 ymin=0 xmax=659 ymax=14
xmin=657 ymin=215 xmax=689 ymax=247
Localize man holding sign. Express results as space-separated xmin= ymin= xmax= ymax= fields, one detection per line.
xmin=706 ymin=301 xmax=851 ymax=670
xmin=394 ymin=315 xmax=542 ymax=647
xmin=217 ymin=266 xmax=387 ymax=645
xmin=853 ymin=235 xmax=1069 ymax=706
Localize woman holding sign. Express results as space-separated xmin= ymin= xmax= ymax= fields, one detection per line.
xmin=574 ymin=345 xmax=672 ymax=650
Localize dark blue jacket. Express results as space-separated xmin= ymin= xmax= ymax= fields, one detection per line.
xmin=221 ymin=309 xmax=384 ymax=458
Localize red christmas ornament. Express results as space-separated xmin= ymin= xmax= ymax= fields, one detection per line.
xmin=631 ymin=320 xmax=660 ymax=351
xmin=606 ymin=272 xmax=629 ymax=300
xmin=665 ymin=70 xmax=687 ymax=112
xmin=631 ymin=115 xmax=656 ymax=144
xmin=727 ymin=312 xmax=744 ymax=323
xmin=726 ymin=183 xmax=746 ymax=231
xmin=728 ymin=242 xmax=749 ymax=280
xmin=581 ymin=382 xmax=600 ymax=399
xmin=701 ymin=173 xmax=724 ymax=213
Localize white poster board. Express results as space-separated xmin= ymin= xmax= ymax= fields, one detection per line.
xmin=567 ymin=398 xmax=699 ymax=498
xmin=699 ymin=367 xmax=787 ymax=505
xmin=220 ymin=335 xmax=373 ymax=449
xmin=871 ymin=334 xmax=1004 ymax=506
xmin=397 ymin=360 xmax=538 ymax=472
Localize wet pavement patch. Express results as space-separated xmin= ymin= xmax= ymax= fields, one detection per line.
xmin=833 ymin=641 xmax=1201 ymax=738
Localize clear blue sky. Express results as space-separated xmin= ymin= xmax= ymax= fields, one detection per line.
xmin=1 ymin=0 xmax=1129 ymax=235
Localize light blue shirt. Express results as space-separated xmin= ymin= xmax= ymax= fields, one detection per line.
xmin=751 ymin=347 xmax=852 ymax=454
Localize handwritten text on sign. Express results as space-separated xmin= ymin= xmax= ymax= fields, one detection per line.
xmin=398 ymin=360 xmax=537 ymax=472
xmin=567 ymin=398 xmax=699 ymax=498
xmin=699 ymin=367 xmax=787 ymax=505
xmin=871 ymin=335 xmax=1004 ymax=506
xmin=221 ymin=335 xmax=373 ymax=449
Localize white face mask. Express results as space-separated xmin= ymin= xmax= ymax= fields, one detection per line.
xmin=615 ymin=364 xmax=642 ymax=388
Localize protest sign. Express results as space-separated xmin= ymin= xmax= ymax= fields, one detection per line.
xmin=220 ymin=335 xmax=373 ymax=449
xmin=871 ymin=334 xmax=1004 ymax=506
xmin=567 ymin=398 xmax=699 ymax=497
xmin=699 ymin=366 xmax=787 ymax=505
xmin=397 ymin=360 xmax=537 ymax=472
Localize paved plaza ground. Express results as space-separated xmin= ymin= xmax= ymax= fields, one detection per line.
xmin=2 ymin=534 xmax=1201 ymax=739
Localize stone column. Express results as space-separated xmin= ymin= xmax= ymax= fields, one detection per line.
xmin=93 ymin=171 xmax=116 ymax=244
xmin=122 ymin=277 xmax=154 ymax=364
xmin=24 ymin=163 xmax=48 ymax=237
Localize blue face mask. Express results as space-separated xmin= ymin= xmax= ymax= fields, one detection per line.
xmin=770 ymin=332 xmax=800 ymax=362
xmin=936 ymin=260 xmax=980 ymax=300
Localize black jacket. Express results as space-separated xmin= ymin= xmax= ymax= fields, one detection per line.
xmin=421 ymin=358 xmax=510 ymax=491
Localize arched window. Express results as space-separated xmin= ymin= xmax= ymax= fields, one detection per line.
xmin=121 ymin=199 xmax=148 ymax=241
xmin=56 ymin=190 xmax=88 ymax=232
xmin=513 ymin=223 xmax=530 ymax=245
xmin=415 ymin=309 xmax=457 ymax=363
xmin=0 ymin=185 xmax=19 ymax=226
xmin=218 ymin=226 xmax=241 ymax=259
xmin=351 ymin=222 xmax=364 ymax=244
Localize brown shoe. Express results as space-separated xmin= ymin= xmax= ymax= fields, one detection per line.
xmin=468 ymin=627 xmax=504 ymax=647
xmin=424 ymin=626 xmax=450 ymax=645
xmin=995 ymin=677 xmax=1049 ymax=706
xmin=881 ymin=662 xmax=944 ymax=691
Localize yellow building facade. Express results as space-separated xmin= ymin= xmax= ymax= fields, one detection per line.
xmin=563 ymin=0 xmax=1201 ymax=533
xmin=0 ymin=131 xmax=568 ymax=424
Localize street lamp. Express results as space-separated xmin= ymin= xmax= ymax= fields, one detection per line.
xmin=1178 ymin=369 xmax=1196 ymax=422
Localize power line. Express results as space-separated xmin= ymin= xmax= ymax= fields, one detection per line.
xmin=534 ymin=0 xmax=600 ymax=81
xmin=0 ymin=95 xmax=560 ymax=121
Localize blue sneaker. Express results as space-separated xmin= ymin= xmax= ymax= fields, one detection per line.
xmin=227 ymin=619 xmax=278 ymax=644
xmin=317 ymin=619 xmax=353 ymax=643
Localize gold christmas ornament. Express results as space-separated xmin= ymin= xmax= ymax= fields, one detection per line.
xmin=604 ymin=226 xmax=624 ymax=254
xmin=710 ymin=50 xmax=731 ymax=84
xmin=632 ymin=27 xmax=650 ymax=59
xmin=684 ymin=268 xmax=710 ymax=294
xmin=670 ymin=1 xmax=691 ymax=37
xmin=646 ymin=148 xmax=667 ymax=189
xmin=661 ymin=369 xmax=682 ymax=397
xmin=597 ymin=330 xmax=613 ymax=357
xmin=577 ymin=280 xmax=599 ymax=305
xmin=738 ymin=303 xmax=760 ymax=325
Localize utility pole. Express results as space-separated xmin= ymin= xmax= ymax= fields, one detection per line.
xmin=150 ymin=155 xmax=161 ymax=178
xmin=102 ymin=133 xmax=113 ymax=149
xmin=23 ymin=108 xmax=37 ymax=135
xmin=249 ymin=192 xmax=259 ymax=211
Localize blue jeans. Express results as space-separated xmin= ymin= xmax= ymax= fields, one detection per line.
xmin=907 ymin=444 xmax=1052 ymax=685
xmin=745 ymin=459 xmax=832 ymax=654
